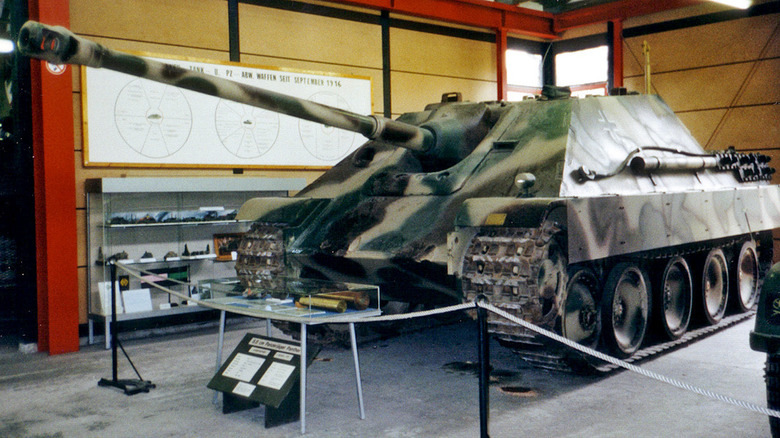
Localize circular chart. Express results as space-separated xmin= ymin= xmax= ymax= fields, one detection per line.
xmin=215 ymin=100 xmax=280 ymax=159
xmin=114 ymin=79 xmax=193 ymax=158
xmin=299 ymin=91 xmax=359 ymax=161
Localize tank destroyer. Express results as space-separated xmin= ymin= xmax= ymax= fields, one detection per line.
xmin=19 ymin=21 xmax=780 ymax=362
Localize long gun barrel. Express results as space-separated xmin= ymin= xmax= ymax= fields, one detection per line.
xmin=18 ymin=21 xmax=435 ymax=153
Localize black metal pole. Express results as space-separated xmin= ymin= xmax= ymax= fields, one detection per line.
xmin=476 ymin=295 xmax=490 ymax=438
xmin=99 ymin=261 xmax=155 ymax=395
xmin=110 ymin=261 xmax=118 ymax=382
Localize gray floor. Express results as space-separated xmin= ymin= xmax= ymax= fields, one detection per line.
xmin=0 ymin=314 xmax=772 ymax=438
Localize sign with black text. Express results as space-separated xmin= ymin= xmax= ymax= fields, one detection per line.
xmin=208 ymin=333 xmax=301 ymax=408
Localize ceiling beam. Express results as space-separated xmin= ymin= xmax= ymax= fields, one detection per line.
xmin=328 ymin=0 xmax=706 ymax=38
xmin=554 ymin=0 xmax=702 ymax=32
xmin=329 ymin=0 xmax=558 ymax=39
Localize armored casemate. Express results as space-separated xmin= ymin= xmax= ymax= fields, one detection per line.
xmin=20 ymin=21 xmax=780 ymax=362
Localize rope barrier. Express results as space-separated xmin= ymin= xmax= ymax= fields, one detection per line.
xmin=113 ymin=262 xmax=780 ymax=420
xmin=479 ymin=302 xmax=780 ymax=420
xmin=115 ymin=263 xmax=477 ymax=324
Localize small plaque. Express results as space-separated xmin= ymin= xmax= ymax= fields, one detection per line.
xmin=223 ymin=353 xmax=265 ymax=382
xmin=232 ymin=381 xmax=257 ymax=398
xmin=485 ymin=213 xmax=506 ymax=226
xmin=258 ymin=362 xmax=295 ymax=390
xmin=122 ymin=289 xmax=153 ymax=313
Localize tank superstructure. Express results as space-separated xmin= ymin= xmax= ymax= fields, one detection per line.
xmin=20 ymin=21 xmax=780 ymax=361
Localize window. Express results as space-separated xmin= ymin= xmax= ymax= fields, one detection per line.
xmin=506 ymin=49 xmax=542 ymax=100
xmin=555 ymin=45 xmax=608 ymax=97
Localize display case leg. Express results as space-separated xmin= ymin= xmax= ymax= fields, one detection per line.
xmin=88 ymin=319 xmax=94 ymax=345
xmin=349 ymin=322 xmax=365 ymax=419
xmin=104 ymin=317 xmax=110 ymax=350
xmin=214 ymin=310 xmax=226 ymax=404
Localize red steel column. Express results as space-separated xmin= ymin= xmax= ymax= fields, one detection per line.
xmin=29 ymin=0 xmax=79 ymax=354
xmin=496 ymin=28 xmax=507 ymax=101
xmin=610 ymin=19 xmax=624 ymax=89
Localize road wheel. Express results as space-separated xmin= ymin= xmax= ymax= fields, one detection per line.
xmin=700 ymin=249 xmax=729 ymax=324
xmin=601 ymin=263 xmax=651 ymax=358
xmin=656 ymin=257 xmax=693 ymax=340
xmin=732 ymin=241 xmax=759 ymax=312
xmin=561 ymin=267 xmax=601 ymax=348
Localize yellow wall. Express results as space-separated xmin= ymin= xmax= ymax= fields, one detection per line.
xmin=389 ymin=26 xmax=497 ymax=115
xmin=623 ymin=12 xmax=779 ymax=156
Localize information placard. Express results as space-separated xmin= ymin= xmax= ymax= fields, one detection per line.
xmin=82 ymin=55 xmax=372 ymax=169
xmin=208 ymin=333 xmax=302 ymax=408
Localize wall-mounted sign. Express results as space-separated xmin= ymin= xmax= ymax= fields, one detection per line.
xmin=81 ymin=55 xmax=372 ymax=169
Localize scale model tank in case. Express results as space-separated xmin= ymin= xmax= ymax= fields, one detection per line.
xmin=20 ymin=21 xmax=780 ymax=362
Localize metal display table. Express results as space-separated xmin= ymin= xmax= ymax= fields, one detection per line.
xmin=198 ymin=277 xmax=381 ymax=434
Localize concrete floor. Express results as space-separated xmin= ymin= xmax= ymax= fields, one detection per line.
xmin=0 ymin=314 xmax=772 ymax=438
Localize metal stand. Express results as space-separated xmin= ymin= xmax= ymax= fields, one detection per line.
xmin=349 ymin=322 xmax=366 ymax=420
xmin=213 ymin=310 xmax=227 ymax=404
xmin=98 ymin=261 xmax=155 ymax=396
xmin=476 ymin=295 xmax=490 ymax=438
xmin=298 ymin=322 xmax=365 ymax=433
xmin=213 ymin=316 xmax=367 ymax=434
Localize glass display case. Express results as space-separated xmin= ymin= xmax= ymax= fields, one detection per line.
xmin=201 ymin=276 xmax=380 ymax=434
xmin=86 ymin=177 xmax=306 ymax=347
xmin=198 ymin=276 xmax=381 ymax=321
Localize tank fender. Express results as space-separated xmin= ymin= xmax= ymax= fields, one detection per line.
xmin=751 ymin=262 xmax=780 ymax=354
xmin=447 ymin=198 xmax=567 ymax=276
xmin=453 ymin=197 xmax=566 ymax=229
xmin=236 ymin=197 xmax=329 ymax=226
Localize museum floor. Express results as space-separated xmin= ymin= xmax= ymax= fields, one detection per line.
xmin=0 ymin=313 xmax=771 ymax=437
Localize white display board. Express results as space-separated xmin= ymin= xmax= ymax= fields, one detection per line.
xmin=82 ymin=55 xmax=372 ymax=168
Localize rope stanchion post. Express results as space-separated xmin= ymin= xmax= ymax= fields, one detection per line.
xmin=476 ymin=295 xmax=490 ymax=438
xmin=97 ymin=260 xmax=156 ymax=396
xmin=109 ymin=262 xmax=118 ymax=381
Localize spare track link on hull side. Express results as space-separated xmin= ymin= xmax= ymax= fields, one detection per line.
xmin=461 ymin=224 xmax=563 ymax=356
xmin=235 ymin=223 xmax=286 ymax=293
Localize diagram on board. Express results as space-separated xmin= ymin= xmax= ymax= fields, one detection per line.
xmin=85 ymin=57 xmax=371 ymax=167
xmin=299 ymin=91 xmax=358 ymax=161
xmin=215 ymin=100 xmax=280 ymax=159
xmin=114 ymin=79 xmax=193 ymax=158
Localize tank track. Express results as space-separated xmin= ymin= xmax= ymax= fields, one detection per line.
xmin=234 ymin=223 xmax=286 ymax=295
xmin=592 ymin=310 xmax=754 ymax=373
xmin=495 ymin=309 xmax=755 ymax=374
xmin=460 ymin=223 xmax=568 ymax=367
xmin=460 ymin=225 xmax=758 ymax=374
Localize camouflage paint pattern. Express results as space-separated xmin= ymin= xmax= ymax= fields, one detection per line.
xmin=566 ymin=186 xmax=780 ymax=263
